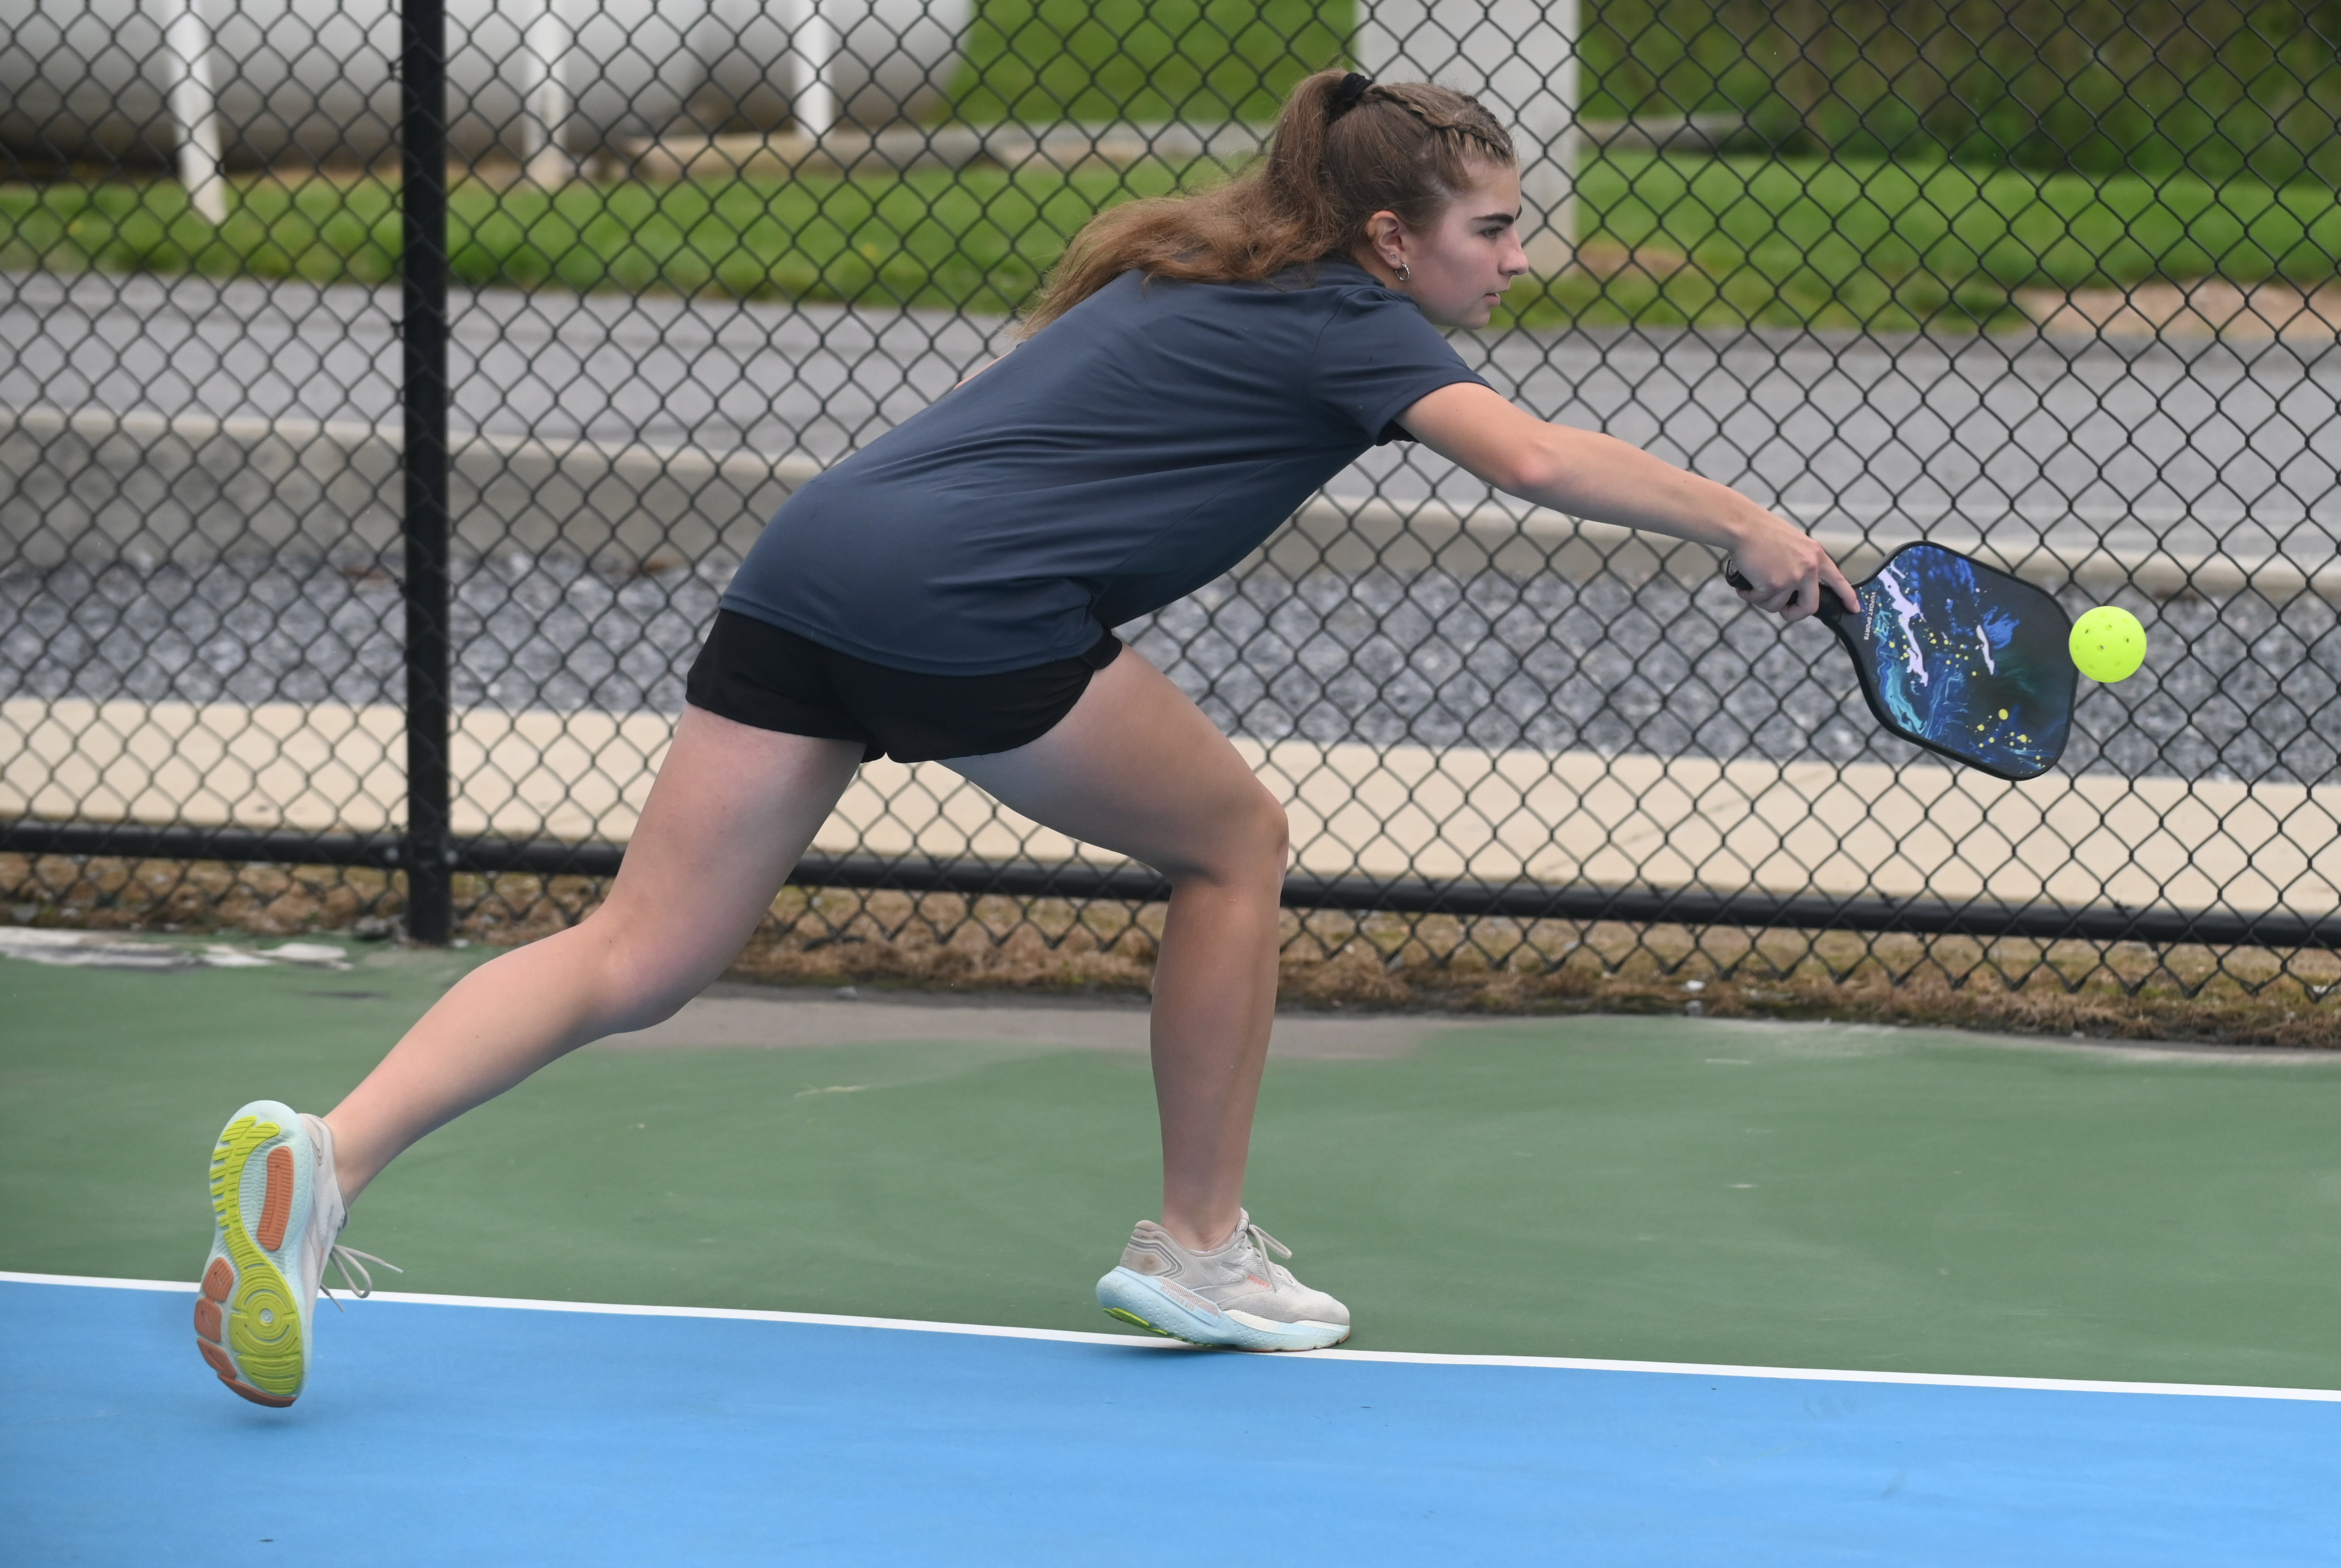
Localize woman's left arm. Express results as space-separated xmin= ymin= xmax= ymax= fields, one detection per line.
xmin=1399 ymin=381 xmax=1856 ymax=623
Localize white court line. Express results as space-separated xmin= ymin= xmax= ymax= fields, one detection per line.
xmin=14 ymin=1268 xmax=2339 ymax=1404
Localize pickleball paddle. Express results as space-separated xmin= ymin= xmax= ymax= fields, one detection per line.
xmin=1725 ymin=542 xmax=2076 ymax=781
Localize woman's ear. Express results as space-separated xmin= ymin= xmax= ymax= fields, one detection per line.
xmin=1362 ymin=210 xmax=1407 ymax=272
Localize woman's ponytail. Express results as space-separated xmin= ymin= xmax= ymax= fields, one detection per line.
xmin=1019 ymin=68 xmax=1514 ymax=334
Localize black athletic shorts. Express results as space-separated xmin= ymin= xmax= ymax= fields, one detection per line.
xmin=683 ymin=609 xmax=1122 ymax=764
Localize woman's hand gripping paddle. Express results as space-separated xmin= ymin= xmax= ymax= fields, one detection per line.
xmin=1726 ymin=542 xmax=2077 ymax=781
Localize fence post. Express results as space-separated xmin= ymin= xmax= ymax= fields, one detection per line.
xmin=522 ymin=0 xmax=581 ymax=184
xmin=790 ymin=0 xmax=843 ymax=139
xmin=399 ymin=0 xmax=453 ymax=943
xmin=1353 ymin=0 xmax=1579 ymax=272
xmin=161 ymin=0 xmax=229 ymax=224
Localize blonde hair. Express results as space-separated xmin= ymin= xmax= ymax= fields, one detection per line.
xmin=1021 ymin=69 xmax=1514 ymax=333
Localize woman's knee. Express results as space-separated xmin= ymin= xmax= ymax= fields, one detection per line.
xmin=1167 ymin=783 xmax=1289 ymax=888
xmin=1252 ymin=791 xmax=1292 ymax=864
xmin=558 ymin=907 xmax=731 ymax=1035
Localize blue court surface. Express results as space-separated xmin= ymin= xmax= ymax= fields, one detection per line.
xmin=7 ymin=1272 xmax=2335 ymax=1566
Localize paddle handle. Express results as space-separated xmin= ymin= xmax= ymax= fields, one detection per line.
xmin=1721 ymin=557 xmax=1847 ymax=625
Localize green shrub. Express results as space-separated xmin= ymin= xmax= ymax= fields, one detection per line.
xmin=1582 ymin=0 xmax=2341 ymax=182
xmin=952 ymin=0 xmax=1350 ymax=122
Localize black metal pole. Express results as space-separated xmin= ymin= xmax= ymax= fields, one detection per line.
xmin=398 ymin=0 xmax=452 ymax=943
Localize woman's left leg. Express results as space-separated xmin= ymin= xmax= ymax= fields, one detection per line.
xmin=953 ymin=649 xmax=1349 ymax=1349
xmin=947 ymin=648 xmax=1289 ymax=1254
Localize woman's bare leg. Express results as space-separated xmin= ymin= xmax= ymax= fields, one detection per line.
xmin=949 ymin=650 xmax=1288 ymax=1252
xmin=324 ymin=707 xmax=865 ymax=1200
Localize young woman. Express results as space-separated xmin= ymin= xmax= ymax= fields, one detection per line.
xmin=192 ymin=69 xmax=1855 ymax=1405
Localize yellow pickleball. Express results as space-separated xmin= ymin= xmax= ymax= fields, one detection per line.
xmin=2070 ymin=606 xmax=2147 ymax=682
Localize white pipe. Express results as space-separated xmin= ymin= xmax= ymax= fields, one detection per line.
xmin=790 ymin=0 xmax=840 ymax=140
xmin=522 ymin=0 xmax=579 ymax=183
xmin=161 ymin=0 xmax=228 ymax=222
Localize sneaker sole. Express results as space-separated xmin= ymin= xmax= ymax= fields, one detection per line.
xmin=194 ymin=1107 xmax=310 ymax=1406
xmin=1096 ymin=1267 xmax=1350 ymax=1352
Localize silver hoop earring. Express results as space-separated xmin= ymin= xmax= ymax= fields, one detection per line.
xmin=1395 ymin=262 xmax=1411 ymax=284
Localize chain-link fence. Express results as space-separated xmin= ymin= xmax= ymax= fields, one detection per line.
xmin=5 ymin=1 xmax=2341 ymax=1011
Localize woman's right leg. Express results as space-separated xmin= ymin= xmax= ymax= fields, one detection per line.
xmin=323 ymin=706 xmax=865 ymax=1201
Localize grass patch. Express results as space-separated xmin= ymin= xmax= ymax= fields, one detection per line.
xmin=1510 ymin=150 xmax=2341 ymax=333
xmin=7 ymin=149 xmax=2339 ymax=330
xmin=0 ymin=162 xmax=1192 ymax=314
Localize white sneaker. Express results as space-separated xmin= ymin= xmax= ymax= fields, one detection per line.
xmin=1096 ymin=1212 xmax=1351 ymax=1351
xmin=193 ymin=1100 xmax=395 ymax=1406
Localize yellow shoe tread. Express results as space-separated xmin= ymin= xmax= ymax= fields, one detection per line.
xmin=208 ymin=1115 xmax=304 ymax=1396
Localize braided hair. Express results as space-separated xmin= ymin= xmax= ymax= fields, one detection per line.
xmin=1342 ymin=76 xmax=1515 ymax=168
xmin=1021 ymin=68 xmax=1516 ymax=333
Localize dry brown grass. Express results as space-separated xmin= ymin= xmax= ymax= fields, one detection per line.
xmin=0 ymin=852 xmax=401 ymax=937
xmin=6 ymin=851 xmax=2338 ymax=1049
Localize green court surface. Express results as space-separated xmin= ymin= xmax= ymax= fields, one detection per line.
xmin=4 ymin=939 xmax=2337 ymax=1389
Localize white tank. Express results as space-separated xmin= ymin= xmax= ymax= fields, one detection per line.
xmin=0 ymin=0 xmax=970 ymax=169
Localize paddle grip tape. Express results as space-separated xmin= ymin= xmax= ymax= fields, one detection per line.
xmin=1721 ymin=557 xmax=1846 ymax=624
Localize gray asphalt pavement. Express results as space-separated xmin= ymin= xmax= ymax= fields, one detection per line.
xmin=13 ymin=269 xmax=2341 ymax=558
xmin=7 ymin=271 xmax=2341 ymax=785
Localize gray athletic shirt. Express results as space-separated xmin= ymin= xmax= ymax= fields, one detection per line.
xmin=720 ymin=259 xmax=1488 ymax=675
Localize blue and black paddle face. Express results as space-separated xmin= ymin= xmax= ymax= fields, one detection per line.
xmin=1817 ymin=543 xmax=2075 ymax=781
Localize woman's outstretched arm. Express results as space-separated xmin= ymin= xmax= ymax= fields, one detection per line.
xmin=1399 ymin=381 xmax=1858 ymax=622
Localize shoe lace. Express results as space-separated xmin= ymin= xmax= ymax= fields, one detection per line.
xmin=319 ymin=1244 xmax=400 ymax=1311
xmin=1241 ymin=1221 xmax=1293 ymax=1285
